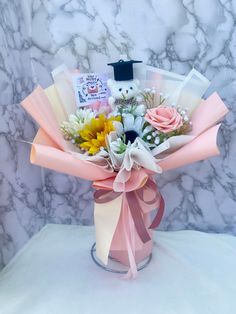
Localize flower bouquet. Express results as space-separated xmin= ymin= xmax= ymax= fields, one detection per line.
xmin=21 ymin=59 xmax=228 ymax=279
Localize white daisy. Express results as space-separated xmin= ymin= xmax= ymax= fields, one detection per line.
xmin=114 ymin=113 xmax=158 ymax=148
xmin=61 ymin=108 xmax=95 ymax=134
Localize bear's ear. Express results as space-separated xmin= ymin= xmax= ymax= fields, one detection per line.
xmin=133 ymin=79 xmax=140 ymax=87
xmin=107 ymin=79 xmax=114 ymax=88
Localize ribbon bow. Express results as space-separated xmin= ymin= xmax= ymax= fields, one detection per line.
xmin=94 ymin=177 xmax=165 ymax=278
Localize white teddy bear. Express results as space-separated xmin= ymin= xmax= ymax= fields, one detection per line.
xmin=107 ymin=78 xmax=141 ymax=108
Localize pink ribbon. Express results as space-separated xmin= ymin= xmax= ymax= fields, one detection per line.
xmin=94 ymin=177 xmax=165 ymax=278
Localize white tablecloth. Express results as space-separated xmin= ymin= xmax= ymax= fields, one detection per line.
xmin=0 ymin=224 xmax=236 ymax=314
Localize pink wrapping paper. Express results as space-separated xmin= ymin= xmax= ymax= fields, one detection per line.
xmin=158 ymin=124 xmax=221 ymax=172
xmin=21 ymin=86 xmax=228 ymax=180
xmin=22 ymin=86 xmax=67 ymax=151
xmin=110 ymin=205 xmax=153 ymax=266
xmin=190 ymin=92 xmax=228 ymax=136
xmin=21 ymin=70 xmax=229 ymax=278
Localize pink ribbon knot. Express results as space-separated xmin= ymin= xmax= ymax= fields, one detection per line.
xmin=94 ymin=177 xmax=165 ymax=278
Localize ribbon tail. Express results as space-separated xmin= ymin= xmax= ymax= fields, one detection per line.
xmin=149 ymin=194 xmax=165 ymax=229
xmin=122 ymin=197 xmax=138 ymax=279
xmin=126 ymin=191 xmax=151 ymax=244
xmin=94 ymin=194 xmax=123 ymax=265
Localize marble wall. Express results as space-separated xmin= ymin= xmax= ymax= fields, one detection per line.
xmin=0 ymin=0 xmax=236 ymax=269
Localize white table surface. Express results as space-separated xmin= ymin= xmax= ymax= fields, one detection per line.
xmin=0 ymin=224 xmax=236 ymax=314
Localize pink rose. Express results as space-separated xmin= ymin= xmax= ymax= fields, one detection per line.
xmin=145 ymin=106 xmax=183 ymax=133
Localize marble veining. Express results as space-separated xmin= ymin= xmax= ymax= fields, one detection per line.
xmin=0 ymin=104 xmax=45 ymax=269
xmin=0 ymin=0 xmax=236 ymax=269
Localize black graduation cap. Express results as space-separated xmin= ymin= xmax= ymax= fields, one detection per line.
xmin=107 ymin=59 xmax=142 ymax=81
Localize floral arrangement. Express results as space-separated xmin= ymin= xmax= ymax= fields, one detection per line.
xmin=21 ymin=59 xmax=228 ymax=279
xmin=60 ymin=92 xmax=191 ymax=160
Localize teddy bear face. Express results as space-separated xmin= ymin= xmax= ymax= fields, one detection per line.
xmin=107 ymin=79 xmax=140 ymax=100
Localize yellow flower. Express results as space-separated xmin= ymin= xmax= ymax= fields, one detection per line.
xmin=79 ymin=114 xmax=121 ymax=155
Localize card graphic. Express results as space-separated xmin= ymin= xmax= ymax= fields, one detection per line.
xmin=72 ymin=73 xmax=110 ymax=107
